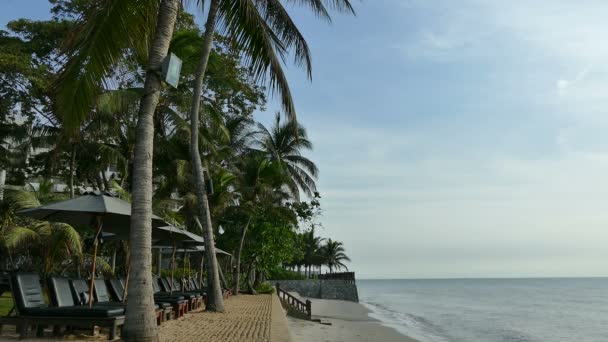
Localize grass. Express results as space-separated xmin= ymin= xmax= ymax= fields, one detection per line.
xmin=0 ymin=293 xmax=14 ymax=316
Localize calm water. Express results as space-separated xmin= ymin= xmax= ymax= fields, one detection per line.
xmin=357 ymin=278 xmax=608 ymax=342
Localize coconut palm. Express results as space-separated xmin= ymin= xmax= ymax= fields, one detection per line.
xmin=254 ymin=113 xmax=318 ymax=198
xmin=55 ymin=0 xmax=181 ymax=339
xmin=229 ymin=152 xmax=294 ymax=294
xmin=188 ymin=0 xmax=355 ymax=312
xmin=0 ymin=187 xmax=81 ymax=277
xmin=321 ymin=239 xmax=350 ymax=273
xmin=302 ymin=227 xmax=324 ymax=277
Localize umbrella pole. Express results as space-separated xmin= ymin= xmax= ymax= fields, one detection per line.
xmin=181 ymin=249 xmax=187 ymax=289
xmin=171 ymin=242 xmax=176 ymax=294
xmin=157 ymin=248 xmax=162 ymax=275
xmin=89 ymin=217 xmax=103 ymax=308
xmin=200 ymin=254 xmax=204 ymax=288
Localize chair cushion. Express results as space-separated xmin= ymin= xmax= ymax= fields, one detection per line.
xmin=153 ymin=295 xmax=185 ymax=305
xmin=108 ymin=278 xmax=124 ymax=301
xmin=22 ymin=306 xmax=124 ymax=317
xmin=11 ymin=273 xmax=47 ymax=311
xmin=155 ymin=302 xmax=171 ymax=309
xmin=70 ymin=279 xmax=89 ymax=304
xmin=93 ymin=278 xmax=112 ymax=303
xmin=48 ymin=277 xmax=77 ymax=307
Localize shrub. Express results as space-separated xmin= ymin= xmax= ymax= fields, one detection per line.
xmin=160 ymin=268 xmax=199 ymax=279
xmin=256 ymin=282 xmax=275 ymax=294
xmin=267 ymin=266 xmax=306 ymax=280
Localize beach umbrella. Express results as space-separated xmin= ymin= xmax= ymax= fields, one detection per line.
xmin=157 ymin=244 xmax=231 ymax=288
xmin=153 ymin=226 xmax=200 ymax=294
xmin=18 ymin=191 xmax=167 ymax=306
xmin=104 ymin=226 xmax=192 ymax=300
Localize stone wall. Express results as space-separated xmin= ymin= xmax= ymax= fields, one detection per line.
xmin=270 ymin=279 xmax=359 ymax=302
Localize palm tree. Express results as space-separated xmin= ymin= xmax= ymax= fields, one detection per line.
xmin=55 ymin=0 xmax=180 ymax=339
xmin=125 ymin=1 xmax=180 ymax=339
xmin=254 ymin=113 xmax=318 ymax=198
xmin=0 ymin=186 xmax=81 ymax=277
xmin=188 ymin=0 xmax=355 ymax=311
xmin=230 ymin=152 xmax=293 ymax=294
xmin=322 ymin=239 xmax=350 ymax=273
xmin=302 ymin=227 xmax=324 ymax=277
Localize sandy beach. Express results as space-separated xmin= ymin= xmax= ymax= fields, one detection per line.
xmin=287 ymin=297 xmax=418 ymax=342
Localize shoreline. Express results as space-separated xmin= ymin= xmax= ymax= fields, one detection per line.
xmin=286 ymin=295 xmax=419 ymax=342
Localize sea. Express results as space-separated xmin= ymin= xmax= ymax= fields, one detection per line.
xmin=357 ymin=278 xmax=608 ymax=342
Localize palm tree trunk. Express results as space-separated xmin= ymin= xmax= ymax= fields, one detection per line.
xmin=232 ymin=217 xmax=251 ymax=296
xmin=69 ymin=144 xmax=76 ymax=198
xmin=189 ymin=0 xmax=224 ymax=312
xmin=244 ymin=260 xmax=257 ymax=295
xmin=123 ymin=0 xmax=179 ymax=340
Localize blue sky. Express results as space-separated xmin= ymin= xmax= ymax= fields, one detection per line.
xmin=4 ymin=1 xmax=608 ymax=278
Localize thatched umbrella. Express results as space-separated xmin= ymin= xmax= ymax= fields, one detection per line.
xmin=18 ymin=191 xmax=166 ymax=306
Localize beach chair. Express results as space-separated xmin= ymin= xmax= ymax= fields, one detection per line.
xmin=163 ymin=277 xmax=203 ymax=310
xmin=1 ymin=273 xmax=124 ymax=340
xmin=159 ymin=277 xmax=197 ymax=311
xmin=94 ymin=279 xmax=164 ymax=324
xmin=107 ymin=278 xmax=171 ymax=324
xmin=151 ymin=275 xmax=187 ymax=318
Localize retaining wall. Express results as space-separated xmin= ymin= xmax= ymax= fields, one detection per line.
xmin=270 ymin=279 xmax=359 ymax=302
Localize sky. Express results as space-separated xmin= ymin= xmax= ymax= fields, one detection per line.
xmin=4 ymin=0 xmax=608 ymax=279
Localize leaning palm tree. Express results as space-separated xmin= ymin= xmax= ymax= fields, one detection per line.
xmin=55 ymin=0 xmax=181 ymax=339
xmin=188 ymin=0 xmax=355 ymax=310
xmin=254 ymin=113 xmax=318 ymax=198
xmin=322 ymin=239 xmax=351 ymax=273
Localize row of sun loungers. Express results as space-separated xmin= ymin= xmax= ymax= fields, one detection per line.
xmin=0 ymin=273 xmax=214 ymax=340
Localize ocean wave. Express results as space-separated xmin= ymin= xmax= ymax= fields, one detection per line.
xmin=361 ymin=301 xmax=452 ymax=342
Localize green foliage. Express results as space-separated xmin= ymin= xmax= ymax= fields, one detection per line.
xmin=267 ymin=266 xmax=305 ymax=280
xmin=0 ymin=294 xmax=13 ymax=316
xmin=254 ymin=113 xmax=319 ymax=198
xmin=321 ymin=239 xmax=351 ymax=273
xmin=255 ymin=281 xmax=275 ymax=294
xmin=0 ymin=0 xmax=356 ymax=290
xmin=160 ymin=268 xmax=199 ymax=279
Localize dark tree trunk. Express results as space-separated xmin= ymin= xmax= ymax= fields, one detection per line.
xmin=123 ymin=0 xmax=180 ymax=340
xmin=189 ymin=0 xmax=224 ymax=312
xmin=232 ymin=217 xmax=251 ymax=296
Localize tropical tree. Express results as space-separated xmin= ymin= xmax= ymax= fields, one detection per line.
xmin=55 ymin=0 xmax=180 ymax=339
xmin=227 ymin=152 xmax=293 ymax=294
xmin=254 ymin=113 xmax=318 ymax=198
xmin=321 ymin=238 xmax=350 ymax=273
xmin=0 ymin=186 xmax=81 ymax=277
xmin=302 ymin=227 xmax=324 ymax=277
xmin=188 ymin=0 xmax=355 ymax=311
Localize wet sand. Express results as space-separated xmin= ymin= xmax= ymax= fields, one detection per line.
xmin=287 ymin=297 xmax=418 ymax=342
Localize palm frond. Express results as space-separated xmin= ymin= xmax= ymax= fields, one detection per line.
xmin=55 ymin=0 xmax=159 ymax=131
xmin=4 ymin=226 xmax=39 ymax=249
xmin=218 ymin=0 xmax=297 ymax=120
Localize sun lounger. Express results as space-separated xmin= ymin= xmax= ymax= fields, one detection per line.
xmin=161 ymin=277 xmax=203 ymax=310
xmin=151 ymin=275 xmax=188 ymax=316
xmin=0 ymin=273 xmax=124 ymax=340
xmin=94 ymin=279 xmax=165 ymax=324
xmin=107 ymin=278 xmax=172 ymax=323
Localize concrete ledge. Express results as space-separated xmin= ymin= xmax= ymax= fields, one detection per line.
xmin=270 ymin=293 xmax=293 ymax=342
xmin=270 ymin=280 xmax=359 ymax=302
